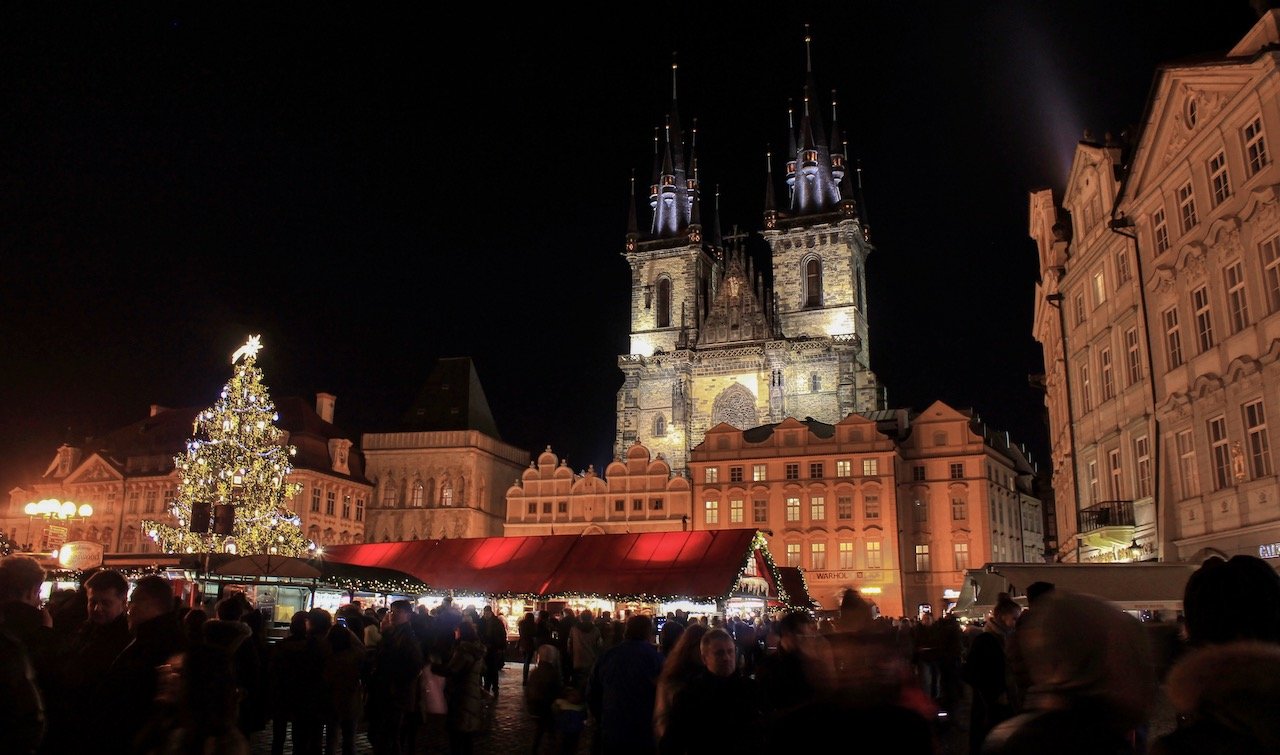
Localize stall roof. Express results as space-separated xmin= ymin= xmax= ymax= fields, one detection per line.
xmin=775 ymin=566 xmax=819 ymax=610
xmin=324 ymin=529 xmax=777 ymax=603
xmin=952 ymin=562 xmax=1199 ymax=618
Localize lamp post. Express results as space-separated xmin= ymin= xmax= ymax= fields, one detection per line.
xmin=23 ymin=498 xmax=93 ymax=552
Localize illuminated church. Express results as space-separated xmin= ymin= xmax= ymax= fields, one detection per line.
xmin=616 ymin=42 xmax=884 ymax=473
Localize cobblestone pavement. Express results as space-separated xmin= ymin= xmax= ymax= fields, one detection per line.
xmin=249 ymin=662 xmax=592 ymax=755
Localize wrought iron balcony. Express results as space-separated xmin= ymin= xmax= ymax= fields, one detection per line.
xmin=1077 ymin=499 xmax=1136 ymax=549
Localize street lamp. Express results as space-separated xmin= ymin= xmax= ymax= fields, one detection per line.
xmin=23 ymin=498 xmax=93 ymax=552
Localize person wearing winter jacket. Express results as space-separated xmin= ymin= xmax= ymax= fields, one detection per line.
xmin=435 ymin=620 xmax=488 ymax=755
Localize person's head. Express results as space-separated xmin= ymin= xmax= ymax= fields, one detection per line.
xmin=777 ymin=610 xmax=817 ymax=651
xmin=442 ymin=596 xmax=453 ymax=607
xmin=1183 ymin=555 xmax=1280 ymax=646
xmin=0 ymin=555 xmax=45 ymax=607
xmin=390 ymin=599 xmax=414 ymax=626
xmin=215 ymin=595 xmax=245 ymax=622
xmin=624 ymin=613 xmax=654 ymax=642
xmin=457 ymin=619 xmax=479 ymax=643
xmin=992 ymin=594 xmax=1021 ymax=630
xmin=578 ymin=608 xmax=593 ymax=622
xmin=307 ymin=607 xmax=332 ymax=637
xmin=286 ymin=610 xmax=307 ymax=638
xmin=700 ymin=628 xmax=737 ymax=677
xmin=660 ymin=621 xmax=709 ymax=681
xmin=128 ymin=575 xmax=173 ymax=630
xmin=837 ymin=588 xmax=874 ymax=632
xmin=84 ymin=569 xmax=128 ymax=625
xmin=1164 ymin=640 xmax=1280 ymax=745
xmin=536 ymin=643 xmax=560 ymax=666
xmin=482 ymin=605 xmax=494 ymax=617
xmin=184 ymin=607 xmax=208 ymax=641
xmin=1026 ymin=581 xmax=1056 ymax=607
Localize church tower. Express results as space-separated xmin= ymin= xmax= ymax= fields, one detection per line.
xmin=617 ymin=36 xmax=884 ymax=475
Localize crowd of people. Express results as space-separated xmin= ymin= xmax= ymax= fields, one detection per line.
xmin=3 ymin=551 xmax=1280 ymax=754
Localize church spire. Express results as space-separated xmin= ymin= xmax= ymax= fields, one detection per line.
xmin=788 ymin=27 xmax=841 ymax=216
xmin=646 ymin=55 xmax=693 ymax=240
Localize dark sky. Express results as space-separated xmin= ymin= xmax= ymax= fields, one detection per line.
xmin=0 ymin=2 xmax=1262 ymax=495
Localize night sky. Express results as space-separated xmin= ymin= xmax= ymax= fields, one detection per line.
xmin=0 ymin=2 xmax=1263 ymax=495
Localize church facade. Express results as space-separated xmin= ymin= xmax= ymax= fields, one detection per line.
xmin=616 ymin=49 xmax=883 ymax=474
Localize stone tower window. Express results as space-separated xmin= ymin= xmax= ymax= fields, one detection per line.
xmin=656 ymin=278 xmax=672 ymax=328
xmin=654 ymin=414 xmax=666 ymax=436
xmin=804 ymin=257 xmax=823 ymax=308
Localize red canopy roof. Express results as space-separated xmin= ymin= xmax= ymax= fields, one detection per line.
xmin=324 ymin=529 xmax=776 ymax=603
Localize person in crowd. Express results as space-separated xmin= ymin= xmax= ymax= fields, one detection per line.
xmin=0 ymin=555 xmax=55 ymax=678
xmin=268 ymin=611 xmax=310 ymax=755
xmin=519 ymin=611 xmax=539 ymax=684
xmin=555 ymin=608 xmax=577 ymax=683
xmin=0 ymin=555 xmax=49 ymax=755
xmin=182 ymin=607 xmax=208 ymax=644
xmin=982 ymin=590 xmax=1155 ymax=754
xmin=568 ymin=607 xmax=603 ymax=690
xmin=659 ymin=628 xmax=762 ymax=753
xmin=1006 ymin=581 xmax=1055 ymax=713
xmin=324 ymin=616 xmax=366 ymax=755
xmin=755 ymin=610 xmax=832 ymax=716
xmin=587 ymin=614 xmax=664 ymax=754
xmin=479 ymin=605 xmax=508 ymax=697
xmin=367 ymin=600 xmax=423 ymax=755
xmin=0 ymin=613 xmax=43 ymax=754
xmin=435 ymin=619 xmax=487 ymax=755
xmin=1181 ymin=554 xmax=1280 ymax=647
xmin=203 ymin=594 xmax=265 ymax=738
xmin=733 ymin=614 xmax=759 ymax=677
xmin=99 ymin=574 xmax=188 ymax=754
xmin=658 ymin=612 xmax=684 ymax=658
xmin=534 ymin=609 xmax=554 ymax=658
xmin=525 ymin=643 xmax=563 ymax=754
xmin=963 ymin=593 xmax=1021 ymax=752
xmin=932 ymin=612 xmax=966 ymax=717
xmin=552 ymin=685 xmax=589 ymax=755
xmin=653 ymin=622 xmax=708 ymax=741
xmin=135 ymin=642 xmax=250 ymax=755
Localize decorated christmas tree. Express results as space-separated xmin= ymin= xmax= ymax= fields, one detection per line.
xmin=144 ymin=335 xmax=312 ymax=556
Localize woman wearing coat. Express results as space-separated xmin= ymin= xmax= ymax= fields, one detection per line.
xmin=434 ymin=620 xmax=488 ymax=755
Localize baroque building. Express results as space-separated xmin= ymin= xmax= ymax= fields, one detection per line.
xmin=617 ymin=43 xmax=883 ymax=475
xmin=3 ymin=394 xmax=371 ymax=553
xmin=362 ymin=357 xmax=528 ymax=542
xmin=1032 ymin=10 xmax=1280 ymax=568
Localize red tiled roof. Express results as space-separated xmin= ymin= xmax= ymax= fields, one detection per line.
xmin=324 ymin=529 xmax=776 ymax=603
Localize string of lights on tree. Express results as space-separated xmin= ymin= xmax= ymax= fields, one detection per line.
xmin=143 ymin=336 xmax=314 ymax=557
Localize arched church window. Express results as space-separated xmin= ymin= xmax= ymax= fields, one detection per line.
xmin=654 ymin=414 xmax=666 ymax=436
xmin=412 ymin=481 xmax=425 ymax=507
xmin=382 ymin=483 xmax=398 ymax=508
xmin=656 ymin=278 xmax=672 ymax=328
xmin=804 ymin=258 xmax=822 ymax=308
xmin=442 ymin=485 xmax=454 ymax=507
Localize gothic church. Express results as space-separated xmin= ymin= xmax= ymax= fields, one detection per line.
xmin=617 ymin=39 xmax=884 ymax=473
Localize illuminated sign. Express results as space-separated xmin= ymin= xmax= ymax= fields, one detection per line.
xmin=942 ymin=589 xmax=961 ymax=599
xmin=57 ymin=540 xmax=105 ymax=570
xmin=1260 ymin=542 xmax=1280 ymax=559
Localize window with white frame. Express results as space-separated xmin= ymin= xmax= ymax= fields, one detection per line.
xmin=915 ymin=544 xmax=931 ymax=572
xmin=441 ymin=486 xmax=453 ymax=506
xmin=1209 ymin=149 xmax=1232 ymax=206
xmin=1177 ymin=430 xmax=1200 ymax=498
xmin=1108 ymin=448 xmax=1124 ymax=501
xmin=864 ymin=494 xmax=880 ymax=519
xmin=865 ymin=541 xmax=883 ymax=569
xmin=1125 ymin=327 xmax=1142 ymax=385
xmin=1115 ymin=248 xmax=1132 ymax=285
xmin=1178 ymin=181 xmax=1198 ymax=233
xmin=1153 ymin=207 xmax=1170 ymax=254
xmin=950 ymin=462 xmax=964 ymax=479
xmin=810 ymin=542 xmax=827 ymax=570
xmin=1135 ymin=436 xmax=1152 ymax=498
xmin=838 ymin=541 xmax=855 ymax=569
xmin=836 ymin=460 xmax=851 ymax=477
xmin=411 ymin=482 xmax=424 ymax=507
xmin=753 ymin=464 xmax=767 ymax=482
xmin=144 ymin=490 xmax=157 ymax=513
xmin=1088 ymin=460 xmax=1100 ymax=504
xmin=326 ymin=491 xmax=336 ymax=516
xmin=1225 ymin=260 xmax=1250 ymax=334
xmin=312 ymin=487 xmax=322 ymax=512
xmin=382 ymin=484 xmax=397 ymax=508
xmin=810 ymin=496 xmax=826 ymax=521
xmin=342 ymin=495 xmax=351 ymax=519
xmin=1100 ymin=346 xmax=1115 ymax=402
xmin=837 ymin=496 xmax=853 ymax=520
xmin=1074 ymin=293 xmax=1086 ymax=326
xmin=953 ymin=542 xmax=970 ymax=571
xmin=863 ymin=458 xmax=878 ymax=476
xmin=1209 ymin=415 xmax=1231 ymax=490
xmin=730 ymin=499 xmax=744 ymax=524
xmin=1193 ymin=285 xmax=1214 ymax=352
xmin=786 ymin=497 xmax=801 ymax=522
xmin=704 ymin=499 xmax=720 ymax=525
xmin=705 ymin=467 xmax=719 ymax=484
xmin=1163 ymin=306 xmax=1184 ymax=368
xmin=355 ymin=497 xmax=365 ymax=522
xmin=1080 ymin=362 xmax=1094 ymax=412
xmin=1093 ymin=269 xmax=1108 ymax=306
xmin=951 ymin=497 xmax=967 ymax=520
xmin=1245 ymin=116 xmax=1269 ymax=176
xmin=1244 ymin=399 xmax=1273 ymax=478
xmin=785 ymin=543 xmax=801 ymax=568
xmin=1263 ymin=235 xmax=1280 ymax=313
xmin=753 ymin=499 xmax=767 ymax=523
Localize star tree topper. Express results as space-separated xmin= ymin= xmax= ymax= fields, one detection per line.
xmin=232 ymin=334 xmax=263 ymax=364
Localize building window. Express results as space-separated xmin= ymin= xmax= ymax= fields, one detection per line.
xmin=703 ymin=499 xmax=718 ymax=525
xmin=915 ymin=544 xmax=931 ymax=572
xmin=912 ymin=498 xmax=928 ymax=524
xmin=1092 ymin=269 xmax=1107 ymax=306
xmin=837 ymin=496 xmax=853 ymax=520
xmin=1177 ymin=181 xmax=1198 ymax=233
xmin=1125 ymin=327 xmax=1143 ymax=385
xmin=542 ymin=502 xmax=552 ymax=514
xmin=654 ymin=414 xmax=666 ymax=437
xmin=312 ymin=487 xmax=322 ymax=512
xmin=810 ymin=462 xmax=824 ymax=479
xmin=810 ymin=496 xmax=825 ymax=521
xmin=1263 ymin=235 xmax=1280 ymax=313
xmin=656 ymin=278 xmax=672 ymax=328
xmin=810 ymin=373 xmax=821 ymax=392
xmin=810 ymin=542 xmax=827 ymax=570
xmin=860 ymin=458 xmax=877 ymax=476
xmin=355 ymin=498 xmax=364 ymax=522
xmin=1209 ymin=415 xmax=1231 ymax=491
xmin=342 ymin=495 xmax=351 ymax=519
xmin=527 ymin=502 xmax=537 ymax=515
xmin=1163 ymin=306 xmax=1184 ymax=369
xmin=1074 ymin=293 xmax=1086 ymax=326
xmin=785 ymin=463 xmax=800 ymax=480
xmin=730 ymin=466 xmax=743 ymax=483
xmin=614 ymin=499 xmax=624 ymax=512
xmin=1245 ymin=116 xmax=1270 ymax=176
xmin=1225 ymin=260 xmax=1250 ymax=334
xmin=704 ymin=467 xmax=719 ymax=484
xmin=1193 ymin=285 xmax=1214 ymax=352
xmin=951 ymin=498 xmax=967 ymax=520
xmin=753 ymin=499 xmax=768 ymax=523
xmin=949 ymin=462 xmax=964 ymax=479
xmin=1177 ymin=430 xmax=1199 ymax=498
xmin=1135 ymin=436 xmax=1152 ymax=499
xmin=554 ymin=501 xmax=565 ymax=514
xmin=786 ymin=497 xmax=801 ymax=522
xmin=652 ymin=498 xmax=664 ymax=510
xmin=1209 ymin=149 xmax=1232 ymax=206
xmin=753 ymin=464 xmax=767 ymax=481
xmin=326 ymin=491 xmax=336 ymax=516
xmin=1153 ymin=207 xmax=1170 ymax=254
xmin=144 ymin=490 xmax=157 ymax=513
xmin=412 ymin=482 xmax=424 ymax=507
xmin=838 ymin=541 xmax=855 ymax=569
xmin=1088 ymin=460 xmax=1100 ymax=504
xmin=836 ymin=460 xmax=851 ymax=477
xmin=1115 ymin=248 xmax=1132 ymax=285
xmin=632 ymin=499 xmax=643 ymax=511
xmin=912 ymin=465 xmax=926 ymax=482
xmin=719 ymin=498 xmax=738 ymax=523
xmin=865 ymin=541 xmax=883 ymax=569
xmin=1100 ymin=347 xmax=1115 ymax=402
xmin=804 ymin=257 xmax=822 ymax=308
xmin=1245 ymin=399 xmax=1273 ymax=478
xmin=786 ymin=543 xmax=801 ymax=568
xmin=864 ymin=495 xmax=880 ymax=519
xmin=953 ymin=542 xmax=970 ymax=571
xmin=1079 ymin=362 xmax=1094 ymax=412
xmin=1108 ymin=448 xmax=1124 ymax=501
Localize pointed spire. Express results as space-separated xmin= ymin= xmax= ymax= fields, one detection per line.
xmin=710 ymin=184 xmax=723 ymax=248
xmin=627 ymin=171 xmax=639 ymax=239
xmin=764 ymin=148 xmax=778 ymax=230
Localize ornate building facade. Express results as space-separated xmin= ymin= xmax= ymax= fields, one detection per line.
xmin=3 ymin=394 xmax=371 ymax=553
xmin=617 ymin=45 xmax=883 ymax=474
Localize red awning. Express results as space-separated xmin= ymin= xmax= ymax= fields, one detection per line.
xmin=324 ymin=529 xmax=772 ymax=603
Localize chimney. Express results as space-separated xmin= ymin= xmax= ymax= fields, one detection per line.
xmin=316 ymin=393 xmax=336 ymax=423
xmin=149 ymin=404 xmax=168 ymax=417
